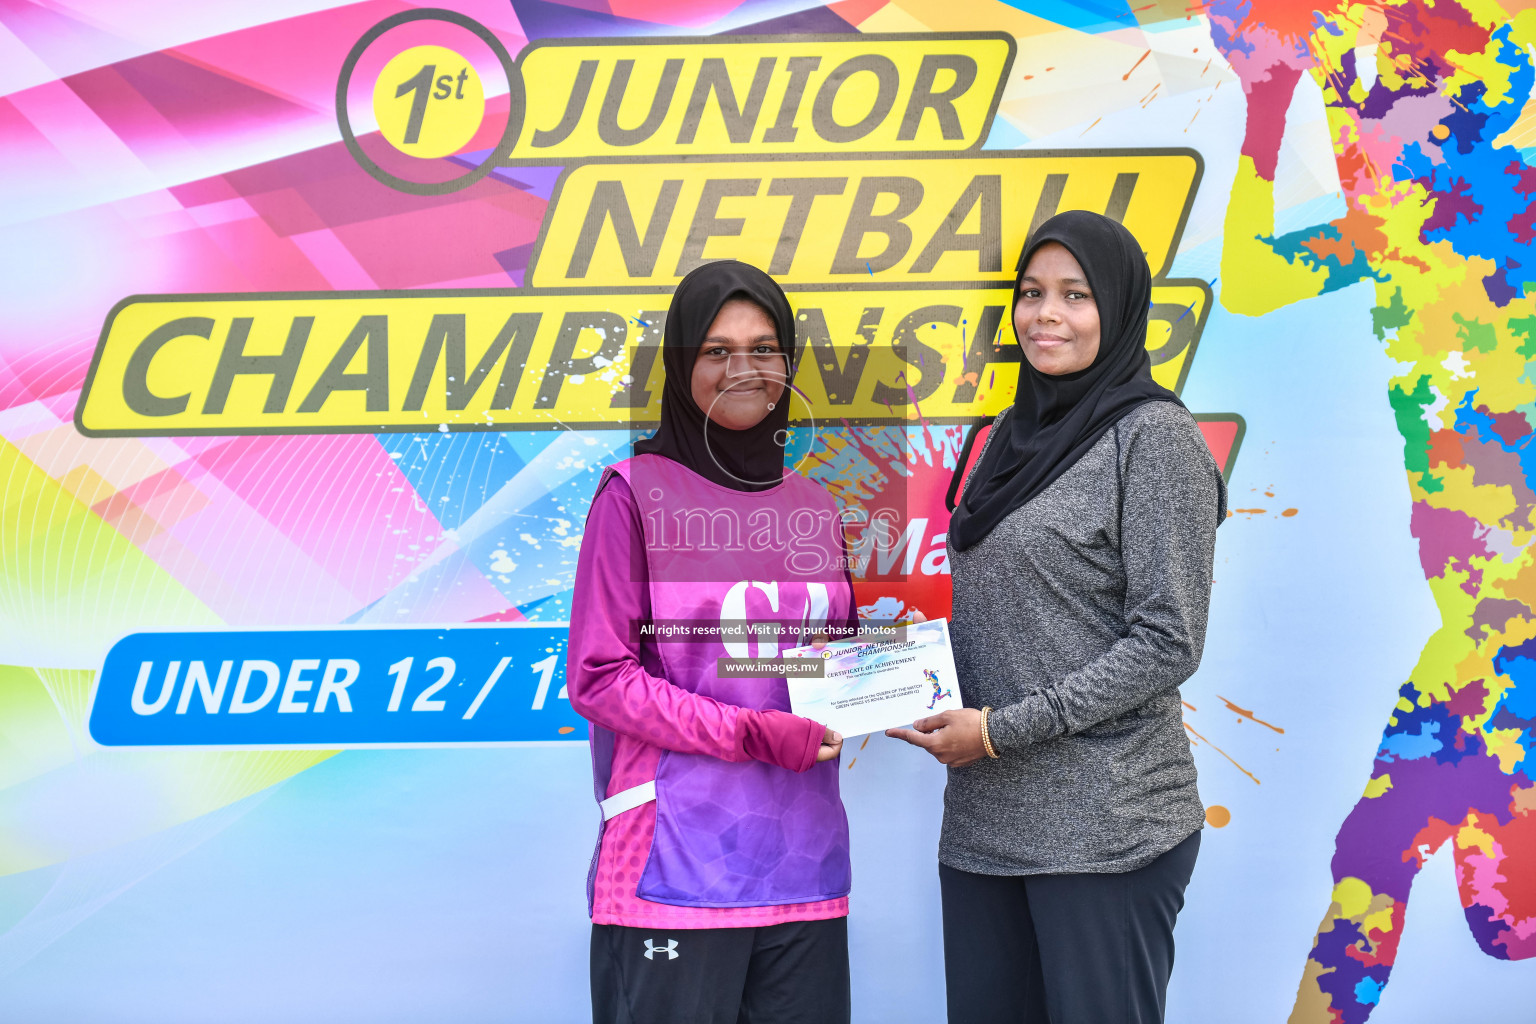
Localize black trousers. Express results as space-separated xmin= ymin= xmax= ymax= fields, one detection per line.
xmin=590 ymin=917 xmax=850 ymax=1024
xmin=940 ymin=831 xmax=1200 ymax=1024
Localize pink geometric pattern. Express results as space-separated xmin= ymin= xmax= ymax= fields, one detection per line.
xmin=0 ymin=1 xmax=559 ymax=628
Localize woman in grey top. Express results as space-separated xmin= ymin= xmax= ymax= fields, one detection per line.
xmin=888 ymin=210 xmax=1226 ymax=1024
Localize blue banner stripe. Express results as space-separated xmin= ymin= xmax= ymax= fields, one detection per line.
xmin=89 ymin=626 xmax=583 ymax=746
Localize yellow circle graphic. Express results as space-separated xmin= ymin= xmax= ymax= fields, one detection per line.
xmin=372 ymin=45 xmax=486 ymax=159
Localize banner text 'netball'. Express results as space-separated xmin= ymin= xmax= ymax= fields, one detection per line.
xmin=531 ymin=151 xmax=1201 ymax=287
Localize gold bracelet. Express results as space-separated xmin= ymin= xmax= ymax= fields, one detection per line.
xmin=980 ymin=706 xmax=999 ymax=759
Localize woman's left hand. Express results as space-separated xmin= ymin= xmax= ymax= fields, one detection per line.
xmin=886 ymin=709 xmax=987 ymax=767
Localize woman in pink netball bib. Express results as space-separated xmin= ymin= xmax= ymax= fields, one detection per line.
xmin=568 ymin=260 xmax=858 ymax=1024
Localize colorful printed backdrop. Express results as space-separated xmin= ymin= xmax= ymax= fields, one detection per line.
xmin=3 ymin=0 xmax=1535 ymax=1020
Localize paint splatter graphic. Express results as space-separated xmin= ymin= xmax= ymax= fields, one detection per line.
xmin=1209 ymin=1 xmax=1536 ymax=1017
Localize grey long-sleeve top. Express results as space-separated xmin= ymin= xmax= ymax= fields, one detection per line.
xmin=942 ymin=400 xmax=1226 ymax=875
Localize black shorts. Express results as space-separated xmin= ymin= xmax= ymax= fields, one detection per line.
xmin=590 ymin=917 xmax=850 ymax=1024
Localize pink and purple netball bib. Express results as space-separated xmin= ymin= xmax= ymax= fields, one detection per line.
xmin=598 ymin=454 xmax=853 ymax=907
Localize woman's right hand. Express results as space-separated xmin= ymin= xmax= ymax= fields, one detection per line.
xmin=815 ymin=726 xmax=844 ymax=762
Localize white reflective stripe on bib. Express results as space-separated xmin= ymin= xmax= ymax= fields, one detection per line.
xmin=600 ymin=780 xmax=656 ymax=821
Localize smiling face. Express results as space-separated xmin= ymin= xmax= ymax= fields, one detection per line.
xmin=689 ymin=297 xmax=789 ymax=430
xmin=1014 ymin=241 xmax=1102 ymax=376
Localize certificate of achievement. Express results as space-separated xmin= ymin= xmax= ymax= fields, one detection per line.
xmin=782 ymin=619 xmax=963 ymax=737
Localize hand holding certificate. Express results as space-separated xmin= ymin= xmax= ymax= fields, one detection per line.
xmin=783 ymin=619 xmax=963 ymax=737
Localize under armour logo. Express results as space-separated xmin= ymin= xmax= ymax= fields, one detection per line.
xmin=643 ymin=938 xmax=678 ymax=961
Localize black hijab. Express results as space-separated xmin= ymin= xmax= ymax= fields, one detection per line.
xmin=947 ymin=210 xmax=1183 ymax=551
xmin=633 ymin=260 xmax=798 ymax=491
